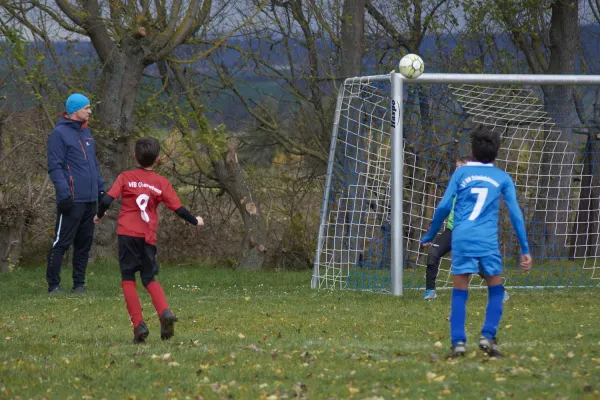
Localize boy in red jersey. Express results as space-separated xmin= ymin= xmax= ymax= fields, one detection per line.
xmin=94 ymin=137 xmax=203 ymax=343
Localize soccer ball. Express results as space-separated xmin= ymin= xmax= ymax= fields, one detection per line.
xmin=398 ymin=54 xmax=425 ymax=79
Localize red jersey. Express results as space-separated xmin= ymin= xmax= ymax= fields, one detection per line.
xmin=107 ymin=168 xmax=183 ymax=245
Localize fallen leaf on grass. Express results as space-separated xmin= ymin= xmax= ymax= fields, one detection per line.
xmin=292 ymin=382 xmax=307 ymax=397
xmin=248 ymin=344 xmax=262 ymax=352
xmin=426 ymin=372 xmax=445 ymax=381
xmin=238 ymin=333 xmax=246 ymax=339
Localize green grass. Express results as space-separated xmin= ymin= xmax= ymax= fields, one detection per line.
xmin=344 ymin=258 xmax=599 ymax=292
xmin=1 ymin=262 xmax=599 ymax=399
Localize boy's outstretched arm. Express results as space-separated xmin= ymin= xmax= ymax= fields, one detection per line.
xmin=95 ymin=174 xmax=125 ymax=223
xmin=174 ymin=206 xmax=204 ymax=226
xmin=503 ymin=179 xmax=532 ymax=270
xmin=421 ymin=174 xmax=459 ymax=245
xmin=94 ymin=194 xmax=115 ymax=223
xmin=162 ymin=179 xmax=204 ymax=226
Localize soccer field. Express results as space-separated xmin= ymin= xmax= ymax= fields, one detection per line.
xmin=1 ymin=263 xmax=599 ymax=399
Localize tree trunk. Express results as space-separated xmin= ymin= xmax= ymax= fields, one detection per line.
xmin=0 ymin=222 xmax=24 ymax=273
xmin=569 ymin=135 xmax=600 ymax=258
xmin=530 ymin=0 xmax=579 ymax=259
xmin=212 ymin=143 xmax=268 ymax=270
xmin=340 ymin=0 xmax=365 ymax=78
xmin=93 ymin=50 xmax=147 ymax=258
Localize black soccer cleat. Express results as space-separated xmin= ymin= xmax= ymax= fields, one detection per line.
xmin=448 ymin=342 xmax=466 ymax=359
xmin=160 ymin=309 xmax=178 ymax=341
xmin=479 ymin=336 xmax=503 ymax=358
xmin=71 ymin=286 xmax=86 ymax=294
xmin=133 ymin=322 xmax=150 ymax=344
xmin=48 ymin=286 xmax=66 ymax=295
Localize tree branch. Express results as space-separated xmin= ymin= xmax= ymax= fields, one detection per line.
xmin=215 ymin=61 xmax=327 ymax=163
xmin=591 ymin=0 xmax=600 ymax=24
xmin=54 ymin=0 xmax=86 ymax=27
xmin=55 ymin=0 xmax=117 ymax=63
xmin=494 ymin=0 xmax=546 ymax=74
xmin=156 ymin=60 xmax=214 ymax=176
xmin=308 ymin=0 xmax=341 ymax=48
xmin=422 ymin=0 xmax=448 ymax=38
xmin=107 ymin=0 xmax=127 ymax=39
xmin=25 ymin=0 xmax=86 ymax=34
xmin=150 ymin=0 xmax=183 ymax=52
xmin=166 ymin=1 xmax=264 ymax=64
xmin=364 ymin=0 xmax=410 ymax=50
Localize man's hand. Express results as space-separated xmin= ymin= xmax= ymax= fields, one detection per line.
xmin=58 ymin=197 xmax=73 ymax=215
xmin=93 ymin=215 xmax=102 ymax=224
xmin=196 ymin=216 xmax=204 ymax=227
xmin=422 ymin=242 xmax=432 ymax=248
xmin=520 ymin=254 xmax=532 ymax=271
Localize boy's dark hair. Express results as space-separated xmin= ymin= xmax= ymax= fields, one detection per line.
xmin=470 ymin=124 xmax=500 ymax=163
xmin=456 ymin=155 xmax=473 ymax=164
xmin=135 ymin=137 xmax=160 ymax=168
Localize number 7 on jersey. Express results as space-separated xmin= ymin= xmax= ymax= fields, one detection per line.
xmin=468 ymin=188 xmax=488 ymax=221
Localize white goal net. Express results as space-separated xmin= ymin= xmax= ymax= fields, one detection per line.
xmin=313 ymin=73 xmax=600 ymax=294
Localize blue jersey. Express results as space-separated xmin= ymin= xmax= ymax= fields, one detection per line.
xmin=421 ymin=162 xmax=530 ymax=257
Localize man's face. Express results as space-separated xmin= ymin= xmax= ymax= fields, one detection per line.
xmin=71 ymin=105 xmax=92 ymax=121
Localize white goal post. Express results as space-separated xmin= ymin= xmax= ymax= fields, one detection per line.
xmin=312 ymin=73 xmax=600 ymax=296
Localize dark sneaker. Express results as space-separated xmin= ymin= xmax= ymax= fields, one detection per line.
xmin=133 ymin=322 xmax=150 ymax=344
xmin=479 ymin=336 xmax=503 ymax=358
xmin=160 ymin=309 xmax=178 ymax=341
xmin=71 ymin=286 xmax=86 ymax=294
xmin=48 ymin=286 xmax=66 ymax=295
xmin=448 ymin=342 xmax=466 ymax=359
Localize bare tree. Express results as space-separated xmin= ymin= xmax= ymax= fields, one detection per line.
xmin=0 ymin=1 xmax=275 ymax=267
xmin=341 ymin=0 xmax=366 ymax=78
xmin=207 ymin=0 xmax=366 ymax=164
xmin=488 ymin=0 xmax=580 ymax=258
xmin=0 ymin=25 xmax=61 ymax=272
xmin=568 ymin=1 xmax=600 ymax=258
xmin=154 ymin=58 xmax=269 ymax=270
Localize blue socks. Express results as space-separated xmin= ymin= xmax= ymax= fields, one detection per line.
xmin=450 ymin=288 xmax=469 ymax=345
xmin=481 ymin=284 xmax=504 ymax=339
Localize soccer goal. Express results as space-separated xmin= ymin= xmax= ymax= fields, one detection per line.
xmin=312 ymin=73 xmax=600 ymax=295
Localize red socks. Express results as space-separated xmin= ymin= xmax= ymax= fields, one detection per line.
xmin=145 ymin=281 xmax=169 ymax=316
xmin=121 ymin=281 xmax=144 ymax=328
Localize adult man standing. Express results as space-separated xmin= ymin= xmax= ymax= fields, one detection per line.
xmin=46 ymin=93 xmax=105 ymax=294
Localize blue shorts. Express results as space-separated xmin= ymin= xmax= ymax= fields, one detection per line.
xmin=452 ymin=253 xmax=503 ymax=276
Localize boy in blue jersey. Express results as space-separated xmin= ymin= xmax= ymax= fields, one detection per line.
xmin=421 ymin=124 xmax=532 ymax=358
xmin=424 ymin=157 xmax=510 ymax=303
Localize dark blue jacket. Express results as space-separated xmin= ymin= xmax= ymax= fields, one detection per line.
xmin=47 ymin=116 xmax=105 ymax=202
